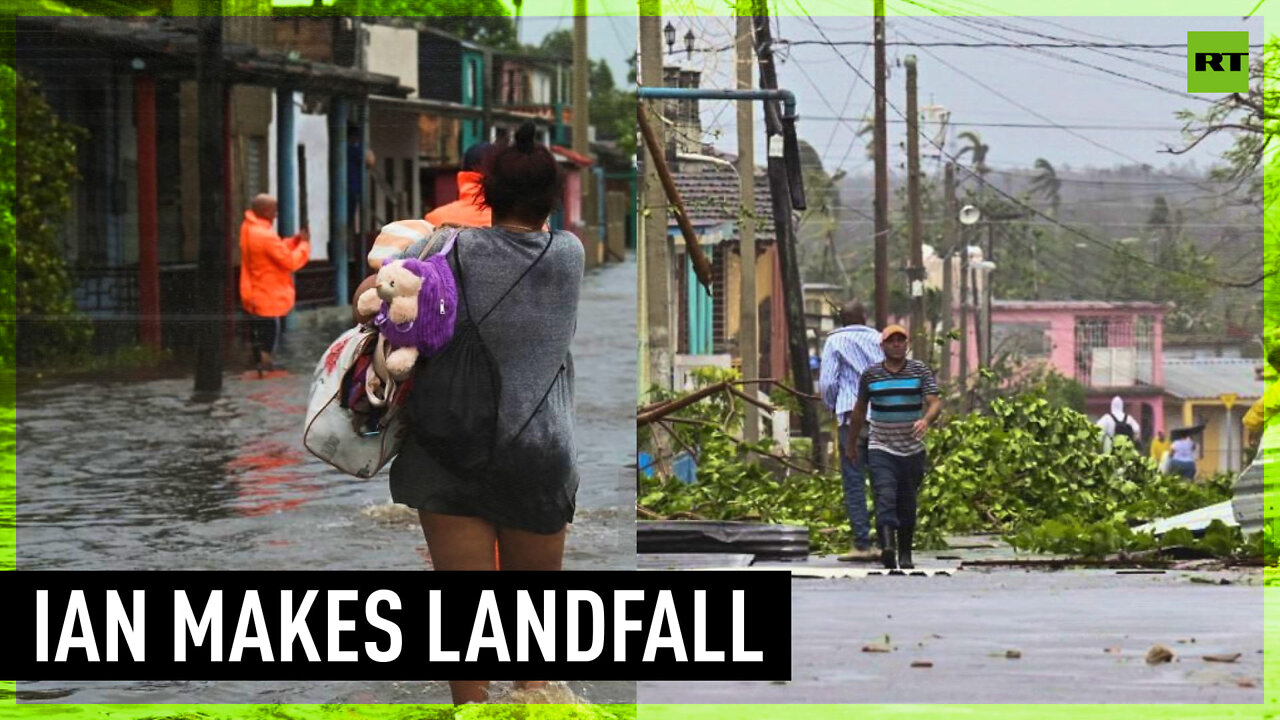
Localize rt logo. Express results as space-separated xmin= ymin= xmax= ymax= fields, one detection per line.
xmin=1187 ymin=31 xmax=1250 ymax=93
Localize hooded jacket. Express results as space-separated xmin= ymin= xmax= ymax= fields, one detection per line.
xmin=239 ymin=210 xmax=311 ymax=317
xmin=424 ymin=171 xmax=491 ymax=228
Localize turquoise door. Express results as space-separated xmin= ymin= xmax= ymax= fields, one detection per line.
xmin=686 ymin=247 xmax=714 ymax=355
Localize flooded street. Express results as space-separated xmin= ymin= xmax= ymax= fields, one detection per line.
xmin=14 ymin=259 xmax=637 ymax=705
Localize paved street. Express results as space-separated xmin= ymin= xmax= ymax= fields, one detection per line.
xmin=639 ymin=563 xmax=1266 ymax=704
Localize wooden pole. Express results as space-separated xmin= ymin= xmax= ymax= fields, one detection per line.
xmin=905 ymin=55 xmax=925 ymax=359
xmin=636 ymin=104 xmax=712 ymax=289
xmin=736 ymin=4 xmax=759 ymax=443
xmin=194 ymin=6 xmax=225 ymax=398
xmin=872 ymin=0 xmax=890 ymax=327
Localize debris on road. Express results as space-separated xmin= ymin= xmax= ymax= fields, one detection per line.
xmin=1203 ymin=653 xmax=1242 ymax=663
xmin=911 ymin=661 xmax=933 ymax=668
xmin=1146 ymin=645 xmax=1175 ymax=665
xmin=1006 ymin=650 xmax=1022 ymax=659
xmin=862 ymin=643 xmax=892 ymax=653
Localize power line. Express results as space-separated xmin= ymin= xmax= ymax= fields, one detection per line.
xmin=888 ymin=24 xmax=1235 ymax=198
xmin=802 ymin=117 xmax=1193 ymax=131
xmin=887 ymin=2 xmax=1216 ymax=105
xmin=783 ymin=4 xmax=1267 ymax=290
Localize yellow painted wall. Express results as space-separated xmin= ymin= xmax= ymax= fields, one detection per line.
xmin=1162 ymin=400 xmax=1254 ymax=477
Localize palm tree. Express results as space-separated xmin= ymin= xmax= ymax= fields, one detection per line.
xmin=954 ymin=131 xmax=991 ymax=180
xmin=1028 ymin=158 xmax=1061 ymax=300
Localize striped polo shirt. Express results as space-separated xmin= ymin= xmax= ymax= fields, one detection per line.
xmin=858 ymin=359 xmax=939 ymax=456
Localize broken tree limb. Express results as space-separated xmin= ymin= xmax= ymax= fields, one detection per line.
xmin=637 ymin=381 xmax=731 ymax=427
xmin=728 ymin=385 xmax=776 ymax=413
xmin=636 ymin=102 xmax=713 ymax=290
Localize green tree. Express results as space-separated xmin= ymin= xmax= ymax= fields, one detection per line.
xmin=14 ymin=74 xmax=94 ymax=365
xmin=1027 ymin=158 xmax=1061 ymax=299
xmin=337 ymin=0 xmax=519 ymax=49
xmin=795 ymin=141 xmax=846 ymax=290
xmin=537 ymin=28 xmax=573 ymax=60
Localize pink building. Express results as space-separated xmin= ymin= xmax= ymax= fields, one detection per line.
xmin=951 ymin=300 xmax=1168 ymax=439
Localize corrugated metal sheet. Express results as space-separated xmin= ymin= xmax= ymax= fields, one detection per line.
xmin=1162 ymin=358 xmax=1265 ymax=400
xmin=1231 ymin=421 xmax=1280 ymax=535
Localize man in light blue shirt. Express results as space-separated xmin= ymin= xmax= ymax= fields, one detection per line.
xmin=818 ymin=300 xmax=884 ymax=560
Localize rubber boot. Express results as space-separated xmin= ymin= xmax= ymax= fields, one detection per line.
xmin=898 ymin=525 xmax=915 ymax=569
xmin=879 ymin=524 xmax=897 ymax=570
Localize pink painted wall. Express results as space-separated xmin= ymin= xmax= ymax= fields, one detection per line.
xmin=562 ymin=171 xmax=582 ymax=229
xmin=940 ymin=302 xmax=1167 ymax=437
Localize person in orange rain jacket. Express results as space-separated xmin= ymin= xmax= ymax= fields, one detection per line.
xmin=240 ymin=193 xmax=311 ymax=374
xmin=354 ymin=142 xmax=499 ymax=324
xmin=424 ymin=141 xmax=494 ymax=228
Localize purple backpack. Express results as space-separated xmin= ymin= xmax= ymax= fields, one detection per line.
xmin=372 ymin=230 xmax=459 ymax=357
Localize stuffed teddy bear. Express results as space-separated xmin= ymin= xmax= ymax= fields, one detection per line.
xmin=356 ymin=259 xmax=426 ymax=381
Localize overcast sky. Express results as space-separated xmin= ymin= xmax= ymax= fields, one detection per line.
xmin=520 ymin=13 xmax=638 ymax=87
xmin=664 ymin=14 xmax=1264 ymax=174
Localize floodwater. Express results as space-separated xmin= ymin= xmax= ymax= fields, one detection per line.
xmin=13 ymin=259 xmax=638 ymax=705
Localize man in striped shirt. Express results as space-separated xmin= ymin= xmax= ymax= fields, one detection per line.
xmin=848 ymin=324 xmax=942 ymax=570
xmin=818 ymin=300 xmax=884 ymax=560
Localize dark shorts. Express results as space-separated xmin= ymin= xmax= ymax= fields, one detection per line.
xmin=247 ymin=315 xmax=280 ymax=357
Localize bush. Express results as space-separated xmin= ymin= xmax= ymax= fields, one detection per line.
xmin=14 ymin=72 xmax=93 ymax=366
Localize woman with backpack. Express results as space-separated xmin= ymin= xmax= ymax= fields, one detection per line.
xmin=387 ymin=123 xmax=584 ymax=704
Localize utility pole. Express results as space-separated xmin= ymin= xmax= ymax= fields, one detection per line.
xmin=754 ymin=3 xmax=822 ymax=466
xmin=194 ymin=5 xmax=224 ymax=399
xmin=940 ymin=161 xmax=955 ymax=383
xmin=573 ymin=4 xmax=595 ymax=252
xmin=905 ymin=55 xmax=925 ymax=360
xmin=984 ymin=222 xmax=994 ymax=367
xmin=958 ymin=214 xmax=969 ymax=389
xmin=736 ymin=4 xmax=759 ymax=444
xmin=639 ymin=5 xmax=672 ymax=392
xmin=872 ymin=0 xmax=889 ymax=327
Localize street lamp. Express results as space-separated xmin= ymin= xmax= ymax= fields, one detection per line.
xmin=664 ymin=22 xmax=676 ymax=55
xmin=684 ymin=28 xmax=696 ymax=60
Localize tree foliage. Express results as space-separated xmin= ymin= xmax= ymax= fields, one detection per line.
xmin=637 ymin=376 xmax=1249 ymax=559
xmin=532 ymin=29 xmax=635 ymax=158
xmin=14 ymin=74 xmax=93 ymax=365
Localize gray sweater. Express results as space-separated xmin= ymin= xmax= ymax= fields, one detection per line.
xmin=389 ymin=226 xmax=584 ymax=533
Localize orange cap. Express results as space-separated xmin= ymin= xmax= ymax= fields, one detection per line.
xmin=881 ymin=324 xmax=909 ymax=341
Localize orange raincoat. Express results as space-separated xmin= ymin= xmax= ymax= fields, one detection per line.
xmin=424 ymin=171 xmax=491 ymax=227
xmin=239 ymin=210 xmax=311 ymax=317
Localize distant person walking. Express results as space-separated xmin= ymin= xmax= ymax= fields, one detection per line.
xmin=239 ymin=193 xmax=310 ymax=374
xmin=1096 ymin=396 xmax=1141 ymax=453
xmin=818 ymin=300 xmax=884 ymax=561
xmin=847 ymin=324 xmax=942 ymax=570
xmin=1148 ymin=431 xmax=1171 ymax=466
xmin=1168 ymin=434 xmax=1198 ymax=480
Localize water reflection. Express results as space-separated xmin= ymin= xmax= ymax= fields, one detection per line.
xmin=14 ymin=260 xmax=637 ymax=703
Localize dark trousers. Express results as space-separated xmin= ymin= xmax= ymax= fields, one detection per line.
xmin=247 ymin=315 xmax=281 ymax=360
xmin=867 ymin=449 xmax=926 ymax=530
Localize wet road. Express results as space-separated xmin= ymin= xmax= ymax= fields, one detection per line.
xmin=14 ymin=259 xmax=637 ymax=705
xmin=639 ymin=566 xmax=1266 ymax=704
